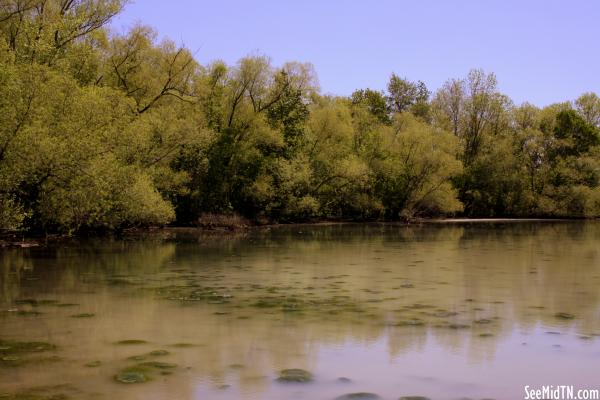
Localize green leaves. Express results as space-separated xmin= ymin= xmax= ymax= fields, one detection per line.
xmin=2 ymin=1 xmax=600 ymax=232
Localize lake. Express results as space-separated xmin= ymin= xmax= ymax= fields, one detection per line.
xmin=1 ymin=222 xmax=599 ymax=400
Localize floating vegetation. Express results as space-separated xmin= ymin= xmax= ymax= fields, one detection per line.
xmin=554 ymin=312 xmax=575 ymax=320
xmin=106 ymin=277 xmax=137 ymax=286
xmin=126 ymin=355 xmax=147 ymax=361
xmin=169 ymin=343 xmax=198 ymax=348
xmin=85 ymin=361 xmax=101 ymax=367
xmin=335 ymin=393 xmax=381 ymax=400
xmin=137 ymin=361 xmax=177 ymax=369
xmin=114 ymin=370 xmax=148 ymax=384
xmin=0 ymin=384 xmax=74 ymax=400
xmin=149 ymin=350 xmax=169 ymax=356
xmin=114 ymin=340 xmax=148 ymax=345
xmin=432 ymin=310 xmax=459 ymax=318
xmin=126 ymin=349 xmax=170 ymax=361
xmin=14 ymin=299 xmax=58 ymax=307
xmin=392 ymin=319 xmax=426 ymax=327
xmin=113 ymin=361 xmax=177 ymax=384
xmin=0 ymin=341 xmax=57 ymax=368
xmin=0 ymin=341 xmax=56 ymax=355
xmin=149 ymin=279 xmax=371 ymax=319
xmin=399 ymin=397 xmax=431 ymax=400
xmin=70 ymin=313 xmax=95 ymax=318
xmin=1 ymin=355 xmax=21 ymax=365
xmin=276 ymin=368 xmax=313 ymax=383
xmin=154 ymin=285 xmax=232 ymax=304
xmin=15 ymin=310 xmax=43 ymax=316
xmin=404 ymin=303 xmax=434 ymax=310
xmin=448 ymin=323 xmax=470 ymax=330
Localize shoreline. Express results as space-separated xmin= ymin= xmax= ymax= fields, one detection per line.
xmin=0 ymin=217 xmax=591 ymax=248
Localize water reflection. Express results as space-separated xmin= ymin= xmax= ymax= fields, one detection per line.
xmin=0 ymin=222 xmax=599 ymax=400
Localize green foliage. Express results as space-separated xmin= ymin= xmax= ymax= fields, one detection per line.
xmin=0 ymin=0 xmax=124 ymax=65
xmin=1 ymin=1 xmax=599 ymax=233
xmin=373 ymin=114 xmax=463 ymax=218
xmin=575 ymin=92 xmax=600 ymax=127
xmin=552 ymin=110 xmax=599 ymax=157
xmin=387 ymin=74 xmax=429 ymax=114
xmin=351 ymin=88 xmax=390 ymax=125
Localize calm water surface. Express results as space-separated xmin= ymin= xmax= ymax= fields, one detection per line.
xmin=1 ymin=222 xmax=599 ymax=400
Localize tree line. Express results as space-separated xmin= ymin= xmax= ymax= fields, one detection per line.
xmin=1 ymin=0 xmax=599 ymax=233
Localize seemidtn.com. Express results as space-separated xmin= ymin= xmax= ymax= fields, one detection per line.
xmin=524 ymin=386 xmax=600 ymax=400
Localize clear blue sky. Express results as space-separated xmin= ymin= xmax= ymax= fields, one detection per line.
xmin=112 ymin=0 xmax=600 ymax=106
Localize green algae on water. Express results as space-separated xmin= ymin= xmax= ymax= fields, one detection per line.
xmin=85 ymin=361 xmax=101 ymax=367
xmin=149 ymin=350 xmax=169 ymax=356
xmin=127 ymin=350 xmax=170 ymax=361
xmin=169 ymin=343 xmax=198 ymax=348
xmin=554 ymin=312 xmax=575 ymax=320
xmin=14 ymin=299 xmax=57 ymax=307
xmin=276 ymin=368 xmax=313 ymax=383
xmin=70 ymin=313 xmax=95 ymax=318
xmin=0 ymin=385 xmax=73 ymax=400
xmin=0 ymin=341 xmax=56 ymax=356
xmin=114 ymin=370 xmax=148 ymax=384
xmin=114 ymin=361 xmax=177 ymax=384
xmin=136 ymin=361 xmax=176 ymax=369
xmin=114 ymin=340 xmax=147 ymax=345
xmin=336 ymin=393 xmax=381 ymax=400
xmin=399 ymin=397 xmax=432 ymax=400
xmin=14 ymin=310 xmax=43 ymax=317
